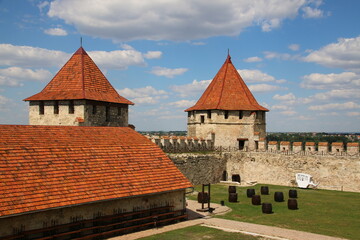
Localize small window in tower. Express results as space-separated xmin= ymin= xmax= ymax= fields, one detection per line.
xmin=224 ymin=110 xmax=229 ymax=119
xmin=207 ymin=110 xmax=211 ymax=119
xmin=106 ymin=106 xmax=110 ymax=122
xmin=92 ymin=105 xmax=97 ymax=114
xmin=239 ymin=110 xmax=243 ymax=119
xmin=188 ymin=112 xmax=191 ymax=118
xmin=200 ymin=115 xmax=205 ymax=123
xmin=39 ymin=101 xmax=44 ymax=115
xmin=54 ymin=101 xmax=59 ymax=114
xmin=69 ymin=100 xmax=74 ymax=114
xmin=117 ymin=107 xmax=122 ymax=116
xmin=257 ymin=111 xmax=262 ymax=120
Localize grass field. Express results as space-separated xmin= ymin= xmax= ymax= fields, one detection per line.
xmin=188 ymin=184 xmax=360 ymax=239
xmin=140 ymin=224 xmax=265 ymax=240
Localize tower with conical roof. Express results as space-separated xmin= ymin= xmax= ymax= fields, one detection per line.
xmin=24 ymin=47 xmax=134 ymax=127
xmin=185 ymin=54 xmax=269 ymax=150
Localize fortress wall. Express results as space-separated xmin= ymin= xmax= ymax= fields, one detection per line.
xmin=168 ymin=151 xmax=360 ymax=192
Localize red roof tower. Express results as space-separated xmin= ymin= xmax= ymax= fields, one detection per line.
xmin=24 ymin=47 xmax=133 ymax=105
xmin=186 ymin=54 xmax=268 ymax=112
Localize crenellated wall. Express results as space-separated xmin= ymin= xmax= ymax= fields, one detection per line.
xmin=148 ymin=135 xmax=360 ymax=155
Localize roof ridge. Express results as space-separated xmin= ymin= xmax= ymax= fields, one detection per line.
xmin=81 ymin=48 xmax=86 ymax=99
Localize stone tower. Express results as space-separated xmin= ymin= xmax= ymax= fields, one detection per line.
xmin=24 ymin=47 xmax=134 ymax=127
xmin=185 ymin=54 xmax=269 ymax=150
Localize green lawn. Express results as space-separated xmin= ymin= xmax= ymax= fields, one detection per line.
xmin=189 ymin=184 xmax=360 ymax=239
xmin=140 ymin=225 xmax=266 ymax=240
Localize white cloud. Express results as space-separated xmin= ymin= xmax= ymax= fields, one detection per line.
xmin=248 ymin=84 xmax=286 ymax=92
xmin=264 ymin=51 xmax=299 ymax=61
xmin=0 ymin=44 xmax=70 ymax=68
xmin=0 ymin=67 xmax=52 ymax=86
xmin=271 ymin=104 xmax=291 ymax=110
xmin=0 ymin=44 xmax=160 ymax=70
xmin=304 ymin=36 xmax=360 ymax=72
xmin=244 ymin=56 xmax=262 ymax=63
xmin=239 ymin=69 xmax=285 ymax=83
xmin=302 ymin=6 xmax=324 ymax=18
xmin=280 ymin=110 xmax=297 ymax=116
xmin=144 ymin=51 xmax=162 ymax=59
xmin=168 ymin=100 xmax=196 ymax=108
xmin=44 ymin=27 xmax=68 ymax=36
xmin=170 ymin=79 xmax=211 ymax=97
xmin=89 ymin=49 xmax=146 ymax=70
xmin=47 ymin=0 xmax=317 ymax=41
xmin=273 ymin=93 xmax=296 ymax=101
xmin=309 ymin=101 xmax=360 ymax=111
xmin=303 ymin=89 xmax=360 ymax=103
xmin=117 ymin=86 xmax=168 ymax=105
xmin=150 ymin=67 xmax=188 ymax=78
xmin=346 ymin=112 xmax=360 ymax=116
xmin=288 ymin=44 xmax=300 ymax=51
xmin=301 ymin=72 xmax=360 ymax=89
xmin=38 ymin=1 xmax=49 ymax=13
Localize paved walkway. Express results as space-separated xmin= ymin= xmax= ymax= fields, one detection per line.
xmin=109 ymin=200 xmax=347 ymax=240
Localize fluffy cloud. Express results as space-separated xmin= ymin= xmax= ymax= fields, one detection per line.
xmin=143 ymin=51 xmax=162 ymax=59
xmin=264 ymin=51 xmax=299 ymax=61
xmin=309 ymin=101 xmax=360 ymax=111
xmin=0 ymin=67 xmax=52 ymax=86
xmin=0 ymin=44 xmax=159 ymax=70
xmin=304 ymin=36 xmax=360 ymax=72
xmin=248 ymin=84 xmax=286 ymax=92
xmin=288 ymin=44 xmax=300 ymax=51
xmin=280 ymin=110 xmax=297 ymax=116
xmin=301 ymin=72 xmax=360 ymax=89
xmin=273 ymin=93 xmax=296 ymax=101
xmin=302 ymin=6 xmax=324 ymax=18
xmin=170 ymin=79 xmax=211 ymax=97
xmin=303 ymin=89 xmax=360 ymax=103
xmin=150 ymin=67 xmax=188 ymax=78
xmin=271 ymin=104 xmax=291 ymax=110
xmin=244 ymin=56 xmax=262 ymax=63
xmin=117 ymin=86 xmax=168 ymax=105
xmin=44 ymin=27 xmax=68 ymax=36
xmin=0 ymin=44 xmax=69 ymax=68
xmin=47 ymin=0 xmax=319 ymax=41
xmin=239 ymin=69 xmax=285 ymax=83
xmin=168 ymin=100 xmax=196 ymax=109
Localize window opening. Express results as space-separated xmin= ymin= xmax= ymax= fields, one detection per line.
xmin=200 ymin=115 xmax=205 ymax=123
xmin=69 ymin=100 xmax=74 ymax=114
xmin=224 ymin=110 xmax=229 ymax=119
xmin=207 ymin=110 xmax=211 ymax=119
xmin=39 ymin=101 xmax=44 ymax=115
xmin=238 ymin=140 xmax=245 ymax=150
xmin=239 ymin=110 xmax=243 ymax=119
xmin=54 ymin=101 xmax=59 ymax=114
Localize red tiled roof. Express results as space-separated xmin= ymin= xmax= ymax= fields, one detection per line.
xmin=185 ymin=54 xmax=268 ymax=112
xmin=292 ymin=142 xmax=302 ymax=146
xmin=332 ymin=142 xmax=344 ymax=146
xmin=24 ymin=47 xmax=134 ymax=105
xmin=305 ymin=142 xmax=315 ymax=146
xmin=268 ymin=141 xmax=277 ymax=145
xmin=280 ymin=141 xmax=290 ymax=145
xmin=0 ymin=125 xmax=191 ymax=217
xmin=347 ymin=142 xmax=359 ymax=147
xmin=318 ymin=142 xmax=328 ymax=146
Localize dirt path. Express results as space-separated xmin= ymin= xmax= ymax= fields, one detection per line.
xmin=109 ymin=200 xmax=346 ymax=240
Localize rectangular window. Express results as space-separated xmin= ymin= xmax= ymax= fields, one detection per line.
xmin=92 ymin=105 xmax=97 ymax=114
xmin=207 ymin=110 xmax=211 ymax=119
xmin=54 ymin=101 xmax=59 ymax=114
xmin=239 ymin=110 xmax=243 ymax=119
xmin=224 ymin=110 xmax=229 ymax=119
xmin=188 ymin=112 xmax=191 ymax=118
xmin=200 ymin=115 xmax=205 ymax=123
xmin=39 ymin=101 xmax=44 ymax=115
xmin=106 ymin=106 xmax=110 ymax=122
xmin=69 ymin=100 xmax=74 ymax=114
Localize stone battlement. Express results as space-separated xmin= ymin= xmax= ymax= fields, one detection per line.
xmin=147 ymin=135 xmax=359 ymax=155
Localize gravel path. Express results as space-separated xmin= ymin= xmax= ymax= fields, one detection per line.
xmin=109 ymin=200 xmax=347 ymax=240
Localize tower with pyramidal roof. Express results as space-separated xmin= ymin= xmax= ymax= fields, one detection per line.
xmin=185 ymin=53 xmax=269 ymax=150
xmin=24 ymin=47 xmax=133 ymax=127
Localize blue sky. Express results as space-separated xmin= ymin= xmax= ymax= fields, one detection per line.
xmin=0 ymin=0 xmax=359 ymax=132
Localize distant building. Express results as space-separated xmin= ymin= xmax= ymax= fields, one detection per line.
xmin=185 ymin=54 xmax=268 ymax=150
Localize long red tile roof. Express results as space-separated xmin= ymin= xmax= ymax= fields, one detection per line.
xmin=24 ymin=47 xmax=134 ymax=105
xmin=185 ymin=54 xmax=268 ymax=112
xmin=0 ymin=125 xmax=191 ymax=217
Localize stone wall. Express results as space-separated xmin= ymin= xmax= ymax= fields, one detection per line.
xmin=168 ymin=153 xmax=226 ymax=185
xmin=168 ymin=151 xmax=360 ymax=192
xmin=0 ymin=190 xmax=185 ymax=237
xmin=225 ymin=152 xmax=360 ymax=192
